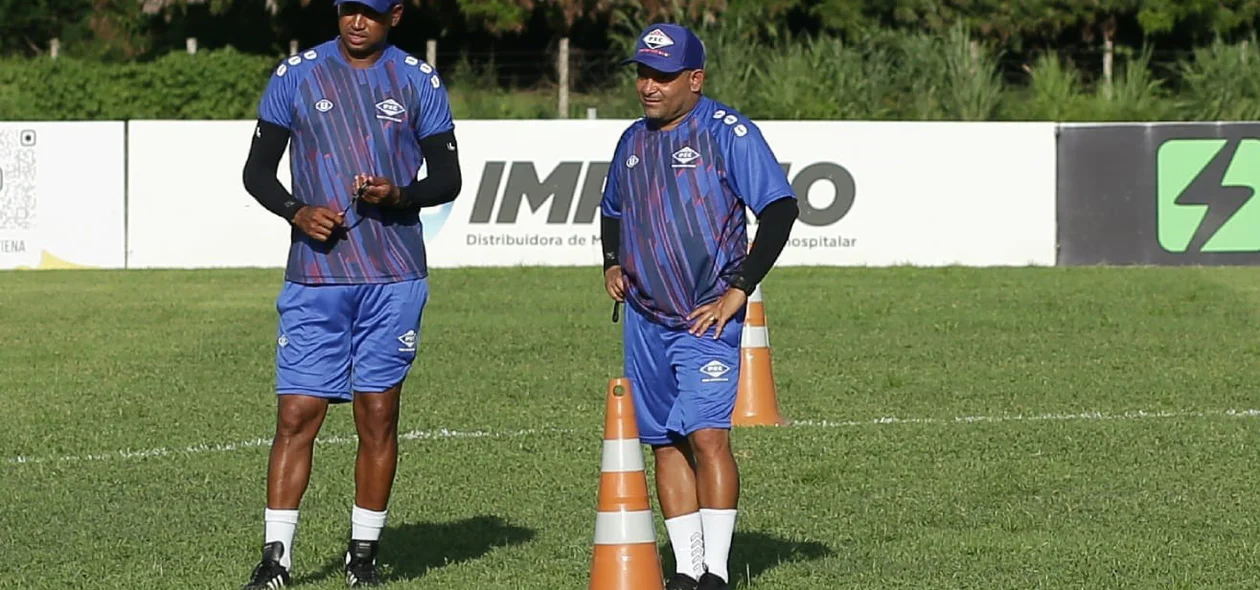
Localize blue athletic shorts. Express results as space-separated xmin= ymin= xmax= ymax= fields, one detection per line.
xmin=274 ymin=279 xmax=429 ymax=402
xmin=623 ymin=302 xmax=744 ymax=446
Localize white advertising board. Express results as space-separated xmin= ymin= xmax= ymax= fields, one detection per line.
xmin=423 ymin=120 xmax=630 ymax=268
xmin=126 ymin=120 xmax=293 ymax=269
xmin=0 ymin=122 xmax=126 ymax=270
xmin=755 ymin=120 xmax=1058 ymax=266
xmin=431 ymin=119 xmax=1058 ymax=267
xmin=122 ymin=119 xmax=1057 ymax=270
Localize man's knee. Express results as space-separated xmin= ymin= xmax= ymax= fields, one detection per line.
xmin=652 ymin=440 xmax=695 ymax=464
xmin=275 ymin=397 xmax=326 ymax=442
xmin=688 ymin=428 xmax=732 ymax=459
xmin=353 ymin=388 xmax=401 ymax=442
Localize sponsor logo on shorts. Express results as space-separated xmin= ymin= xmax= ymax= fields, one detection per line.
xmin=278 ymin=334 xmax=289 ymax=347
xmin=397 ymin=330 xmax=417 ymax=352
xmin=699 ymin=360 xmax=731 ymax=383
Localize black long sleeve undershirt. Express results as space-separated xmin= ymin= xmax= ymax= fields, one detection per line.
xmin=242 ymin=120 xmax=305 ymax=222
xmin=731 ymin=197 xmax=799 ymax=292
xmin=601 ymin=214 xmax=621 ymax=271
xmin=397 ymin=130 xmax=462 ymax=208
xmin=599 ymin=196 xmax=799 ymax=294
xmin=241 ymin=120 xmax=463 ymax=220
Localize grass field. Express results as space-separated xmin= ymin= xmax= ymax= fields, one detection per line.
xmin=3 ymin=266 xmax=1260 ymax=589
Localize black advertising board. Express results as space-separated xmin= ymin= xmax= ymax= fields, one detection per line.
xmin=1058 ymin=122 xmax=1260 ymax=265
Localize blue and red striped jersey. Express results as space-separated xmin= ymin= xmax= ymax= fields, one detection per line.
xmin=601 ymin=96 xmax=796 ymax=329
xmin=257 ymin=38 xmax=454 ymax=284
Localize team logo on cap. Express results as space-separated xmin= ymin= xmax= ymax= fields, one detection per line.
xmin=642 ymin=28 xmax=675 ymax=50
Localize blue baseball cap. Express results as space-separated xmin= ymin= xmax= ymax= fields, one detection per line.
xmin=334 ymin=0 xmax=400 ymax=13
xmin=620 ymin=23 xmax=706 ymax=73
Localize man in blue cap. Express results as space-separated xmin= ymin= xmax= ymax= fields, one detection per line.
xmin=239 ymin=0 xmax=462 ymax=587
xmin=599 ymin=23 xmax=799 ymax=590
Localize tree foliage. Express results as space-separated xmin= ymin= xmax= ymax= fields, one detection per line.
xmin=2 ymin=0 xmax=1255 ymax=60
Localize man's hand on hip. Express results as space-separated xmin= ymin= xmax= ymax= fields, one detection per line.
xmin=687 ymin=288 xmax=748 ymax=339
xmin=355 ymin=174 xmax=401 ymax=206
xmin=292 ymin=206 xmax=344 ymax=242
xmin=604 ymin=266 xmax=628 ymax=302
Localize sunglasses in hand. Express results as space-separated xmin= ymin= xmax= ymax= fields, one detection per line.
xmin=342 ymin=181 xmax=370 ymax=231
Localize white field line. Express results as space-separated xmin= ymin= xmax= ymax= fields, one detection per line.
xmin=4 ymin=427 xmax=567 ymax=466
xmin=790 ymin=408 xmax=1260 ymax=428
xmin=6 ymin=408 xmax=1260 ymax=467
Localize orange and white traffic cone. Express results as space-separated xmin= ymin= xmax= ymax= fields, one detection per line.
xmin=733 ymin=284 xmax=788 ymax=426
xmin=589 ymin=377 xmax=665 ymax=590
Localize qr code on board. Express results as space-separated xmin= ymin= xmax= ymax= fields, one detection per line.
xmin=0 ymin=129 xmax=37 ymax=231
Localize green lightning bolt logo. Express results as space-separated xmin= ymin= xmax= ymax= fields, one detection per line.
xmin=1157 ymin=138 xmax=1260 ymax=253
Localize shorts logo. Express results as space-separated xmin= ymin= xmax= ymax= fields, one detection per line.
xmin=699 ymin=360 xmax=731 ymax=382
xmin=278 ymin=334 xmax=289 ymax=347
xmin=397 ymin=330 xmax=417 ymax=352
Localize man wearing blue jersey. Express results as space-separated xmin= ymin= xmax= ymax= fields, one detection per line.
xmin=600 ymin=24 xmax=799 ymax=590
xmin=239 ymin=0 xmax=462 ymax=587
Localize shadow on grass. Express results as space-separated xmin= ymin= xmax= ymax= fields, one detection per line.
xmin=294 ymin=515 xmax=536 ymax=584
xmin=660 ymin=530 xmax=834 ymax=587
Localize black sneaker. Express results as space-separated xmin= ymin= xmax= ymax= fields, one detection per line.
xmin=665 ymin=573 xmax=700 ymax=590
xmin=344 ymin=540 xmax=384 ymax=587
xmin=242 ymin=542 xmax=291 ymax=589
xmin=697 ymin=571 xmax=729 ymax=590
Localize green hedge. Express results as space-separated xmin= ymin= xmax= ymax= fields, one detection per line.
xmin=3 ymin=30 xmax=1259 ymax=122
xmin=0 ymin=48 xmax=275 ymax=120
xmin=0 ymin=47 xmax=627 ymax=121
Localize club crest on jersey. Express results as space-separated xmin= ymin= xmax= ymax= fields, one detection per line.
xmin=671 ymin=146 xmax=700 ymax=169
xmin=375 ymin=98 xmax=406 ymax=122
xmin=626 ymin=155 xmax=639 ymax=168
xmin=315 ymin=99 xmax=334 ymax=113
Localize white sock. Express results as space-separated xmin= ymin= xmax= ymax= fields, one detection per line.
xmin=700 ymin=508 xmax=737 ymax=581
xmin=351 ymin=505 xmax=388 ymax=542
xmin=664 ymin=512 xmax=705 ymax=580
xmin=264 ymin=508 xmax=299 ymax=571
